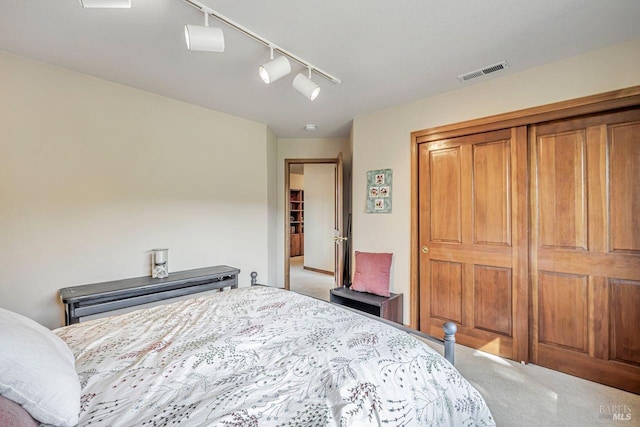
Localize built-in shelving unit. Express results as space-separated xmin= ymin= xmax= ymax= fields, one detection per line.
xmin=290 ymin=189 xmax=304 ymax=257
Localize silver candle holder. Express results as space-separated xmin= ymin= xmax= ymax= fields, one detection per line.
xmin=151 ymin=248 xmax=169 ymax=279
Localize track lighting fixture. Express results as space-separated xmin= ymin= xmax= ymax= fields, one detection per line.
xmin=293 ymin=69 xmax=320 ymax=101
xmin=85 ymin=0 xmax=341 ymax=100
xmin=185 ymin=12 xmax=225 ymax=53
xmin=181 ymin=0 xmax=341 ymax=94
xmin=80 ymin=0 xmax=131 ymax=7
xmin=259 ymin=48 xmax=292 ymax=84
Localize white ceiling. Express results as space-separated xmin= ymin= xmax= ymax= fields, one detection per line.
xmin=1 ymin=0 xmax=639 ymax=138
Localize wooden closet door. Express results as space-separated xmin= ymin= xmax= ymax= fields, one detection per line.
xmin=418 ymin=128 xmax=529 ymax=362
xmin=531 ymin=108 xmax=640 ymax=394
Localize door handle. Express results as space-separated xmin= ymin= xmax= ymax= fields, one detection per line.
xmin=422 ymin=246 xmax=429 ymax=254
xmin=333 ymin=236 xmax=347 ymax=242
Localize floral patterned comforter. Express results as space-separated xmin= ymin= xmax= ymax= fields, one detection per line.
xmin=55 ymin=286 xmax=495 ymax=426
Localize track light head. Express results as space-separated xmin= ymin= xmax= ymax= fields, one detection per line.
xmin=80 ymin=0 xmax=131 ymax=7
xmin=185 ymin=25 xmax=225 ymax=52
xmin=292 ymin=73 xmax=320 ymax=101
xmin=185 ymin=12 xmax=224 ymax=53
xmin=259 ymin=56 xmax=291 ymax=84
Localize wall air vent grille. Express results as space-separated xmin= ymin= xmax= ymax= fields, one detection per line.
xmin=458 ymin=60 xmax=509 ymax=82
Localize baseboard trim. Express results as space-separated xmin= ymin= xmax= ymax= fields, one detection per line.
xmin=303 ymin=266 xmax=334 ymax=276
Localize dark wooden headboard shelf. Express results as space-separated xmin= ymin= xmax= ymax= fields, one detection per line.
xmin=59 ymin=265 xmax=240 ymax=325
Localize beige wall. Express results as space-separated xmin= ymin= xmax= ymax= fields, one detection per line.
xmin=0 ymin=52 xmax=270 ymax=328
xmin=266 ymin=128 xmax=278 ymax=286
xmin=352 ymin=38 xmax=640 ymax=325
xmin=276 ymin=138 xmax=351 ymax=285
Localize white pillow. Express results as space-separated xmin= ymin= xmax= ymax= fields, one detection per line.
xmin=0 ymin=308 xmax=80 ymax=427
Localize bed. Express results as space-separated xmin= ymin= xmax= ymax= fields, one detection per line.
xmin=1 ymin=285 xmax=495 ymax=426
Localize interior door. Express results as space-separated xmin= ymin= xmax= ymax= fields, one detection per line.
xmin=530 ymin=108 xmax=640 ymax=393
xmin=418 ymin=128 xmax=529 ymax=361
xmin=285 ymin=157 xmax=344 ymax=291
xmin=333 ymin=153 xmax=344 ymax=288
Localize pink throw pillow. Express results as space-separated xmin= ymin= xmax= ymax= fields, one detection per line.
xmin=351 ymin=251 xmax=393 ymax=297
xmin=0 ymin=395 xmax=38 ymax=427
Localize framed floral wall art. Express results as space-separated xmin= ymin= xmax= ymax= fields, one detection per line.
xmin=366 ymin=169 xmax=392 ymax=213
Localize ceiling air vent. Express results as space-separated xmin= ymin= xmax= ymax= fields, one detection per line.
xmin=458 ymin=60 xmax=509 ymax=82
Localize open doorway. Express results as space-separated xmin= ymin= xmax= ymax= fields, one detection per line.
xmin=284 ymin=156 xmax=344 ymax=300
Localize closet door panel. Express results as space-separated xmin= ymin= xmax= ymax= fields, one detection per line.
xmin=430 ymin=260 xmax=463 ymax=323
xmin=430 ymin=147 xmax=462 ymax=243
xmin=537 ymin=131 xmax=587 ymax=250
xmin=610 ymin=279 xmax=640 ymax=365
xmin=474 ymin=265 xmax=512 ymax=336
xmin=538 ymin=272 xmax=588 ymax=352
xmin=419 ymin=128 xmax=528 ymax=361
xmin=531 ymin=108 xmax=640 ymax=394
xmin=609 ymin=121 xmax=640 ymax=253
xmin=473 ymin=141 xmax=511 ymax=245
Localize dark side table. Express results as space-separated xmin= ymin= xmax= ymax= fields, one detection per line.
xmin=330 ymin=286 xmax=403 ymax=324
